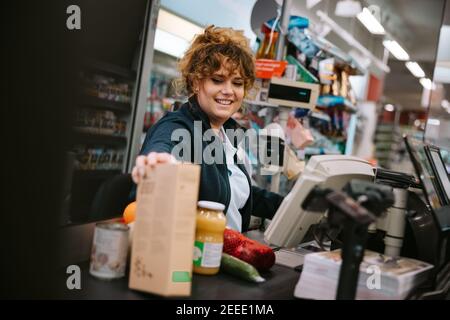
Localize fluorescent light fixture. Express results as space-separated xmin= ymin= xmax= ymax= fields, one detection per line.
xmin=307 ymin=0 xmax=322 ymax=9
xmin=383 ymin=40 xmax=409 ymax=60
xmin=384 ymin=104 xmax=394 ymax=112
xmin=428 ymin=118 xmax=440 ymax=126
xmin=154 ymin=29 xmax=189 ymax=58
xmin=405 ymin=61 xmax=425 ymax=78
xmin=153 ymin=9 xmax=203 ymax=58
xmin=335 ymin=0 xmax=362 ymax=17
xmin=357 ymin=7 xmax=385 ymax=35
xmin=420 ymin=78 xmax=436 ymax=90
xmin=157 ymin=9 xmax=203 ymax=42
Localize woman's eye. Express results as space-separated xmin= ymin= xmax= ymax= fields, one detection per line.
xmin=233 ymin=82 xmax=244 ymax=87
xmin=211 ymin=78 xmax=223 ymax=84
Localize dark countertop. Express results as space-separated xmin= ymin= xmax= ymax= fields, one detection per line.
xmin=58 ymin=228 xmax=449 ymax=300
xmin=61 ymin=261 xmax=300 ymax=300
xmin=60 ymin=230 xmax=300 ymax=300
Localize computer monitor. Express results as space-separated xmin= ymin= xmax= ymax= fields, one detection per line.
xmin=425 ymin=145 xmax=450 ymax=206
xmin=403 ymin=136 xmax=444 ymax=210
xmin=404 ymin=136 xmax=450 ymax=231
xmin=264 ymin=155 xmax=375 ymax=248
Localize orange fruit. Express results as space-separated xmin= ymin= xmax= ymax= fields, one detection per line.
xmin=123 ymin=201 xmax=137 ymax=224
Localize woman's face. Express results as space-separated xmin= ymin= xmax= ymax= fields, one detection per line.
xmin=194 ymin=64 xmax=245 ymax=129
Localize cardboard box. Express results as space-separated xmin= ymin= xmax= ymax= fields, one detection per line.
xmin=129 ymin=163 xmax=200 ymax=297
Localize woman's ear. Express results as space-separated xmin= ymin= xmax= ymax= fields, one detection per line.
xmin=192 ymin=79 xmax=200 ymax=94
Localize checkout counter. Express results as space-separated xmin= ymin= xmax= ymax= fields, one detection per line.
xmin=59 ymin=151 xmax=450 ymax=300
xmin=58 ymin=227 xmax=450 ymax=300
xmin=59 ymin=230 xmax=299 ymax=300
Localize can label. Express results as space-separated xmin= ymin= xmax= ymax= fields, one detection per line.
xmin=89 ymin=222 xmax=129 ymax=279
xmin=193 ymin=241 xmax=223 ymax=268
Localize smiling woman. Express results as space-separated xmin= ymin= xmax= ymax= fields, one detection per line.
xmin=132 ymin=25 xmax=284 ymax=233
xmin=169 ymin=24 xmax=255 ymax=129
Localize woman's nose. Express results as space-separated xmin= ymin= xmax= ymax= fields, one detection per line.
xmin=221 ymin=81 xmax=233 ymax=94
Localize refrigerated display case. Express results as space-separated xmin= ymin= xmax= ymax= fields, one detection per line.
xmin=63 ymin=0 xmax=159 ymax=224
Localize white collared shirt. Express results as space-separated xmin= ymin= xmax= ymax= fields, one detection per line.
xmin=220 ymin=127 xmax=251 ymax=232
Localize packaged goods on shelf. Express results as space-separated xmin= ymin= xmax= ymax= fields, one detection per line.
xmin=74 ymin=108 xmax=126 ymax=137
xmin=80 ymin=72 xmax=133 ymax=103
xmin=73 ymin=145 xmax=125 ymax=171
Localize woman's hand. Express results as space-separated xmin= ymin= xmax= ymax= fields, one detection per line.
xmin=131 ymin=152 xmax=177 ymax=184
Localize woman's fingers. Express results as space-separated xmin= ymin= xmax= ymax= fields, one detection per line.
xmin=135 ymin=155 xmax=148 ymax=178
xmin=132 ymin=152 xmax=177 ymax=184
xmin=147 ymin=152 xmax=177 ymax=166
xmin=146 ymin=152 xmax=158 ymax=167
xmin=156 ymin=152 xmax=177 ymax=164
xmin=131 ymin=166 xmax=140 ymax=184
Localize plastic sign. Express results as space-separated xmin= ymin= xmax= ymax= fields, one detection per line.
xmin=255 ymin=59 xmax=288 ymax=79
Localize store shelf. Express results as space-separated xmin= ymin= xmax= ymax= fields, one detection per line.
xmin=301 ymin=30 xmax=361 ymax=75
xmin=80 ymin=95 xmax=131 ymax=113
xmin=73 ymin=131 xmax=127 ymax=147
xmin=83 ymin=58 xmax=136 ymax=80
xmin=244 ymin=95 xmax=356 ymax=114
xmin=376 ymin=124 xmax=396 ymax=133
xmin=304 ymin=147 xmax=342 ymax=156
xmin=73 ymin=169 xmax=122 ymax=180
xmin=244 ymin=99 xmax=278 ymax=108
xmin=310 ymin=111 xmax=331 ymax=122
xmin=316 ymin=95 xmax=357 ymax=113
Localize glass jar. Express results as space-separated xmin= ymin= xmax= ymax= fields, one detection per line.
xmin=193 ymin=201 xmax=226 ymax=275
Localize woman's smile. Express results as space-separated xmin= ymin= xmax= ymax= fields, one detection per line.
xmin=215 ymin=98 xmax=234 ymax=106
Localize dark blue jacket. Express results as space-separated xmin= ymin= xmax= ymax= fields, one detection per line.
xmin=133 ymin=96 xmax=283 ymax=232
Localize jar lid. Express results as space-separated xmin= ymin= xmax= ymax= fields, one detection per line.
xmin=197 ymin=201 xmax=225 ymax=212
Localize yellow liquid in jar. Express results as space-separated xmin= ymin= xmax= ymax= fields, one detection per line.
xmin=193 ymin=207 xmax=226 ymax=275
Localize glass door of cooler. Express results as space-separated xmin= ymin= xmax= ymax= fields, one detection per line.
xmin=62 ymin=0 xmax=158 ymax=225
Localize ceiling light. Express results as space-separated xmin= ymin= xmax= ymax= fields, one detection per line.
xmin=405 ymin=61 xmax=425 ymax=78
xmin=156 ymin=9 xmax=203 ymax=42
xmin=383 ymin=40 xmax=410 ymax=61
xmin=420 ymin=78 xmax=436 ymax=90
xmin=154 ymin=29 xmax=189 ymax=58
xmin=307 ymin=0 xmax=322 ymax=9
xmin=428 ymin=118 xmax=440 ymax=126
xmin=153 ymin=9 xmax=203 ymax=58
xmin=442 ymin=99 xmax=450 ymax=109
xmin=357 ymin=7 xmax=385 ymax=35
xmin=414 ymin=119 xmax=421 ymax=127
xmin=335 ymin=0 xmax=362 ymax=17
xmin=384 ymin=104 xmax=394 ymax=112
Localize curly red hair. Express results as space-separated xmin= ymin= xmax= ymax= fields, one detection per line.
xmin=175 ymin=25 xmax=256 ymax=96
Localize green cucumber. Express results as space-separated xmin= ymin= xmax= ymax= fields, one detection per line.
xmin=220 ymin=253 xmax=265 ymax=283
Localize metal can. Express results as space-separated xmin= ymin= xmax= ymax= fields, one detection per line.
xmin=89 ymin=222 xmax=130 ymax=280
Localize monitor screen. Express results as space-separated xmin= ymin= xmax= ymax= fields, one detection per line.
xmin=267 ymin=77 xmax=319 ymax=109
xmin=268 ymin=84 xmax=312 ymax=103
xmin=404 ymin=136 xmax=446 ymax=212
xmin=426 ymin=145 xmax=450 ymax=205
